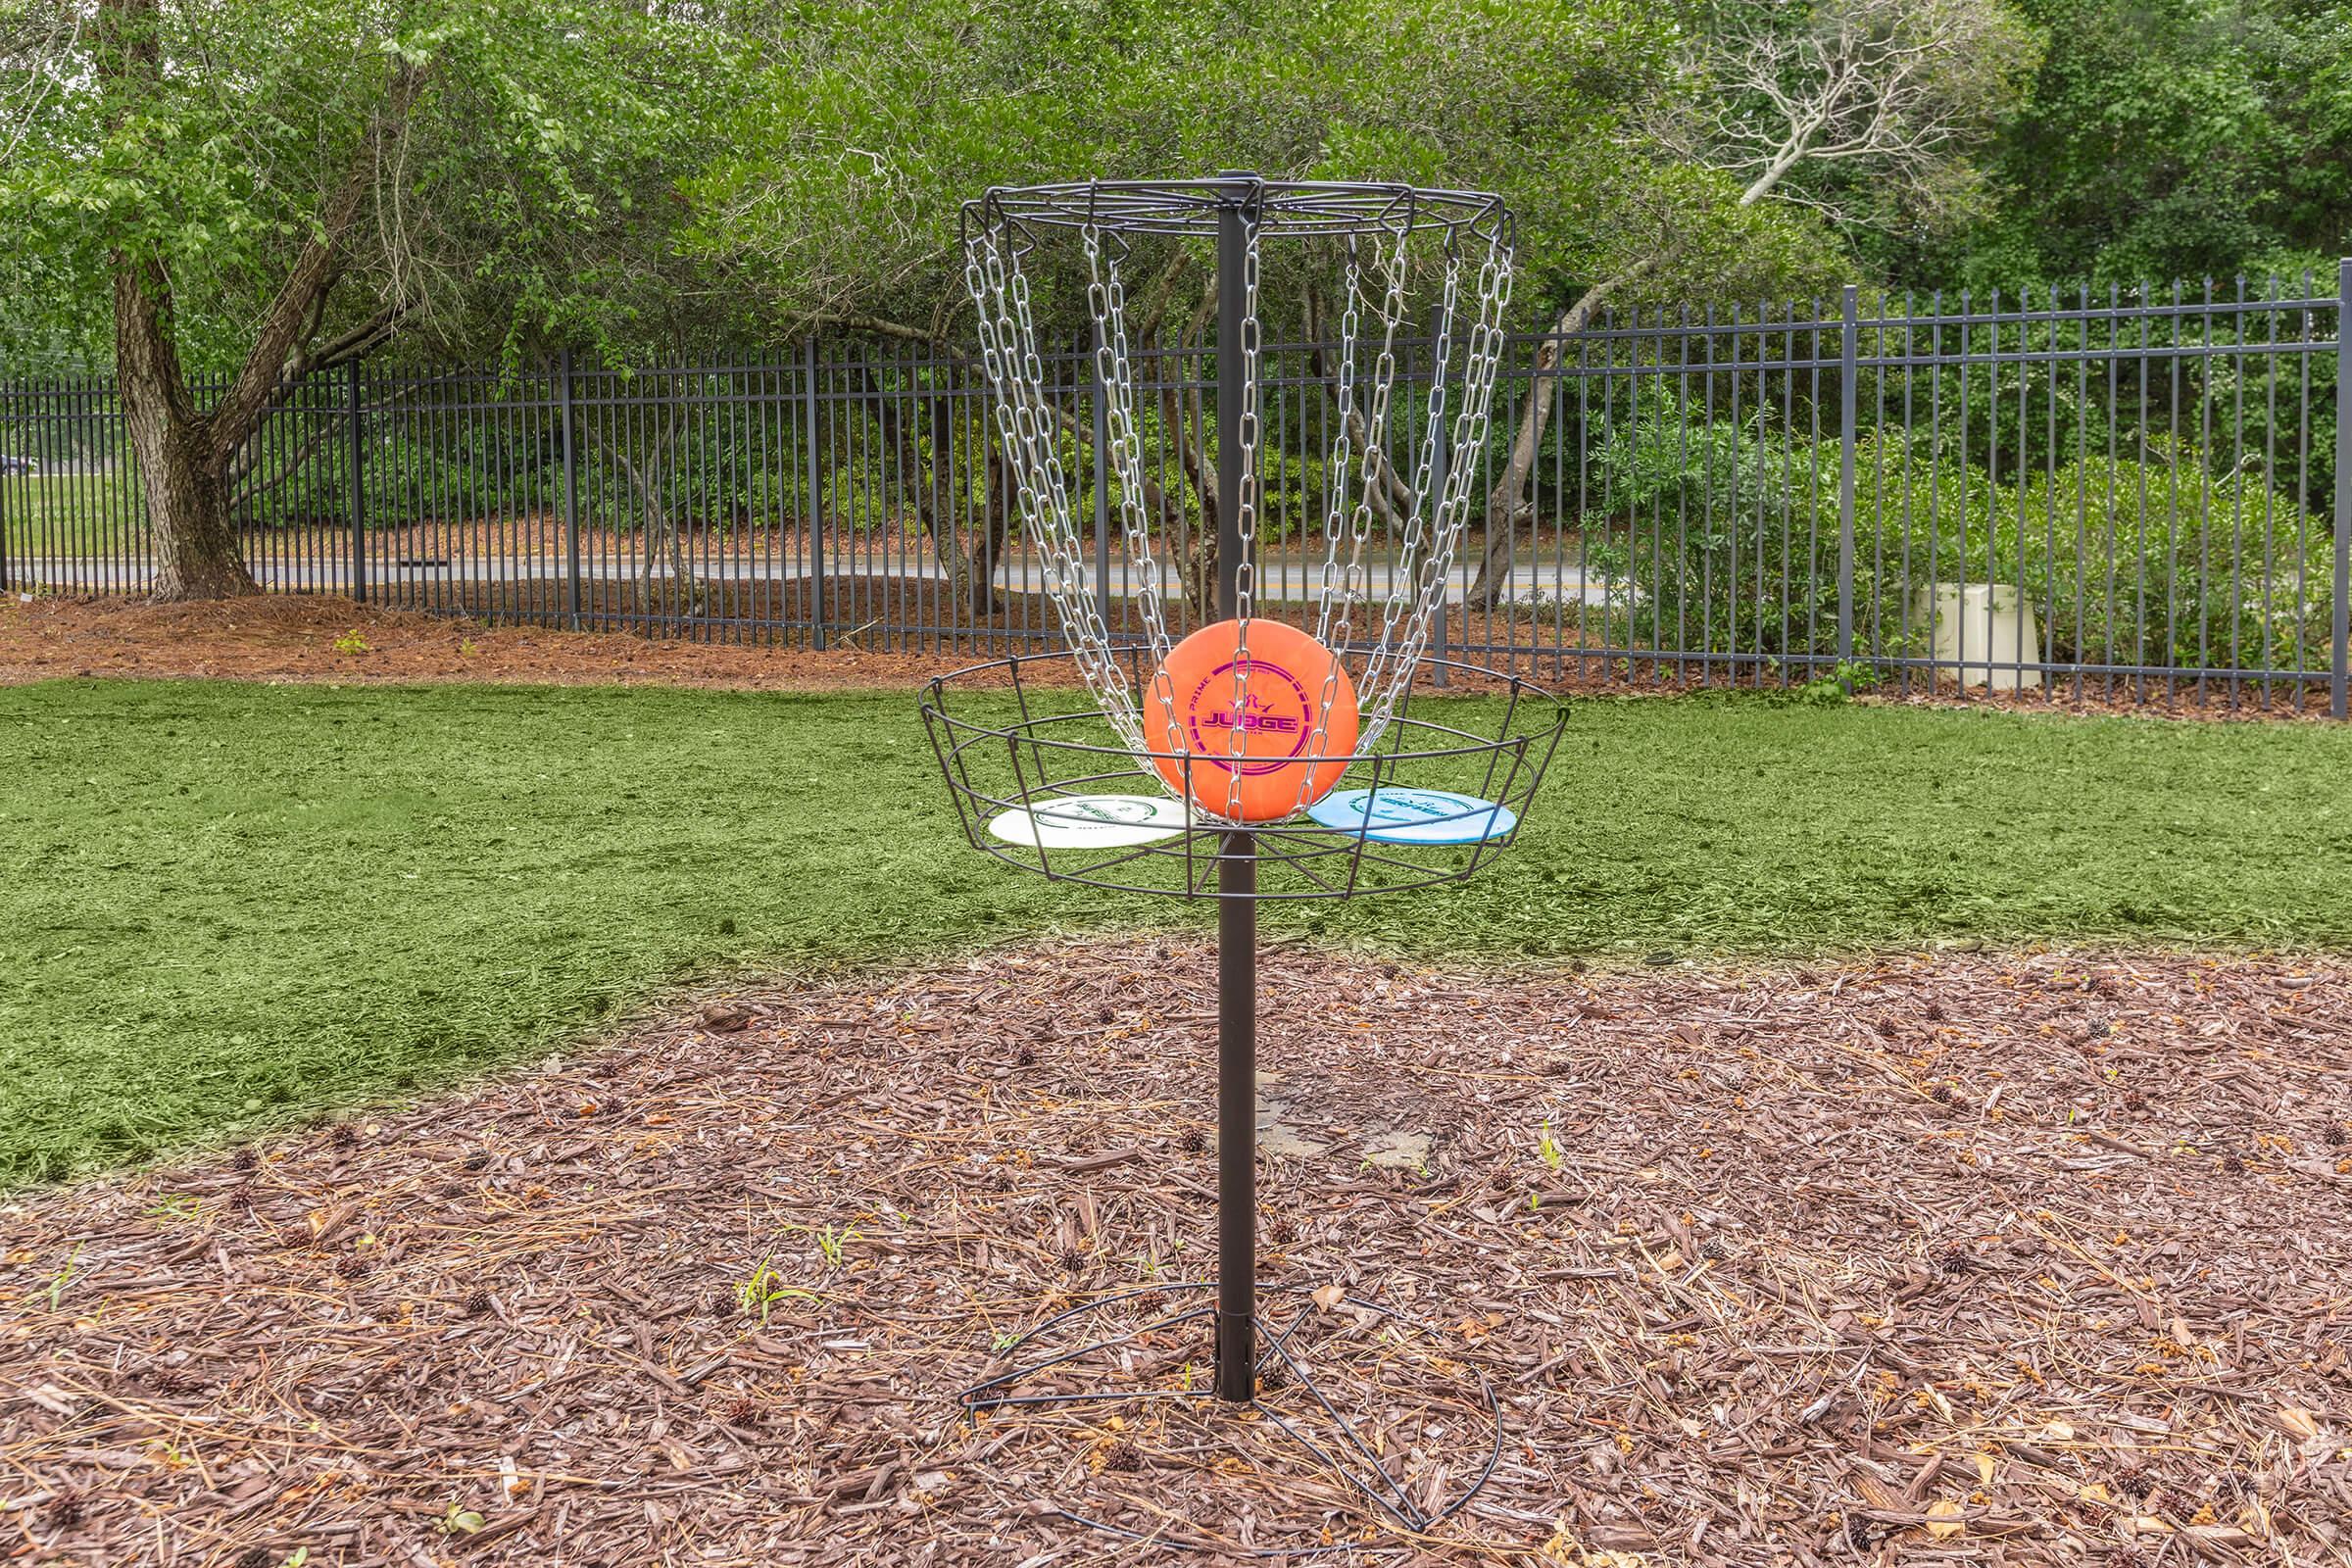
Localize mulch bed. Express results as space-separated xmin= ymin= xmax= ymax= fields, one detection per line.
xmin=4 ymin=596 xmax=2334 ymax=725
xmin=5 ymin=941 xmax=2349 ymax=1565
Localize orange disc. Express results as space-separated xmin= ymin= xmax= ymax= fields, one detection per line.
xmin=1146 ymin=619 xmax=1358 ymax=822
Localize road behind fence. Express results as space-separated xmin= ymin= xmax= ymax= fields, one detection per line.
xmin=6 ymin=267 xmax=2348 ymax=714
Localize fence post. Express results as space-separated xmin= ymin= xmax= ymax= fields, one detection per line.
xmin=557 ymin=348 xmax=581 ymax=631
xmin=0 ymin=380 xmax=13 ymax=596
xmin=1091 ymin=319 xmax=1110 ymax=635
xmin=1838 ymin=285 xmax=1858 ymax=669
xmin=804 ymin=336 xmax=828 ymax=651
xmin=2334 ymin=259 xmax=2350 ymax=719
xmin=347 ymin=359 xmax=367 ymax=606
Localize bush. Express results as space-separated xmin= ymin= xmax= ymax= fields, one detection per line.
xmin=1585 ymin=390 xmax=2334 ymax=676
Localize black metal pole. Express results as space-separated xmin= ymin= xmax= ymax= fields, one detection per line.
xmin=1213 ymin=173 xmax=1257 ymax=1404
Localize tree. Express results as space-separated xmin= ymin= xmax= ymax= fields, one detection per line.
xmin=1919 ymin=0 xmax=2352 ymax=288
xmin=690 ymin=0 xmax=1687 ymax=614
xmin=1464 ymin=0 xmax=2036 ymax=606
xmin=0 ymin=0 xmax=746 ymax=600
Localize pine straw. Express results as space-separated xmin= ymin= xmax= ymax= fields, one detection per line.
xmin=5 ymin=942 xmax=2351 ymax=1566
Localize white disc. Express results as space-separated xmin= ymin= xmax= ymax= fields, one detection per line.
xmin=987 ymin=794 xmax=1194 ymax=849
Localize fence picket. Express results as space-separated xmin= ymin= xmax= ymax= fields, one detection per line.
xmin=6 ymin=275 xmax=2347 ymax=715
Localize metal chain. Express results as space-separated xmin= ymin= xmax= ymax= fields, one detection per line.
xmin=1221 ymin=207 xmax=1264 ymax=822
xmin=1356 ymin=226 xmax=1514 ymax=749
xmin=1082 ymin=225 xmax=1177 ymax=674
xmin=964 ymin=224 xmax=1146 ymax=754
xmin=1354 ymin=243 xmax=1463 ymax=723
xmin=1294 ymin=217 xmax=1416 ymax=817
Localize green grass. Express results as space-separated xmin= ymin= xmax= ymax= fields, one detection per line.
xmin=4 ymin=471 xmax=138 ymax=557
xmin=5 ymin=677 xmax=2352 ymax=1185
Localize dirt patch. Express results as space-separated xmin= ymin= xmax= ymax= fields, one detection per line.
xmin=4 ymin=593 xmax=2335 ymax=721
xmin=0 ymin=596 xmax=1567 ymax=698
xmin=7 ymin=941 xmax=2349 ymax=1564
xmin=0 ymin=594 xmax=1022 ymax=693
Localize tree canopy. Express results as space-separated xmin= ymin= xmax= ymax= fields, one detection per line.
xmin=1890 ymin=0 xmax=2352 ymax=288
xmin=4 ymin=0 xmax=2343 ymax=600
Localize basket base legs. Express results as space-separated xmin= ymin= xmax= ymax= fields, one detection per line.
xmin=957 ymin=1283 xmax=1501 ymax=1552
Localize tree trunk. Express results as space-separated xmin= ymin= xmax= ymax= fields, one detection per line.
xmin=966 ymin=450 xmax=1009 ymax=615
xmin=114 ymin=261 xmax=258 ymax=601
xmin=866 ymin=368 xmax=977 ymax=610
xmin=136 ymin=415 xmax=253 ymax=601
xmin=926 ymin=387 xmax=980 ymax=610
xmin=1465 ymin=261 xmax=1660 ymax=610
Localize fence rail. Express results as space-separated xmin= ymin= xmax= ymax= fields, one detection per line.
xmin=6 ymin=265 xmax=2347 ymax=715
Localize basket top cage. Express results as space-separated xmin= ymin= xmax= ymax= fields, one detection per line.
xmin=963 ymin=174 xmax=1512 ymax=248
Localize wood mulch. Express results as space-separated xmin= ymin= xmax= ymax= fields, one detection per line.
xmin=3 ymin=595 xmax=2335 ymax=723
xmin=5 ymin=940 xmax=2349 ymax=1565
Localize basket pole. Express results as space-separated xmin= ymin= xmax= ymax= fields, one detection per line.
xmin=1212 ymin=173 xmax=1259 ymax=1404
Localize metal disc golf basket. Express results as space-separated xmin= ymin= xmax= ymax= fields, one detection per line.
xmin=920 ymin=175 xmax=1568 ymax=1552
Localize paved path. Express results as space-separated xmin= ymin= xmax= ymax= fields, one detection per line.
xmin=15 ymin=555 xmax=1615 ymax=607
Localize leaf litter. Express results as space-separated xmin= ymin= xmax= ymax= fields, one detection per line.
xmin=4 ymin=941 xmax=2350 ymax=1565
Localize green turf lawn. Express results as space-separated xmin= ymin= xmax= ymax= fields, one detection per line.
xmin=5 ymin=677 xmax=2351 ymax=1185
xmin=4 ymin=471 xmax=137 ymax=558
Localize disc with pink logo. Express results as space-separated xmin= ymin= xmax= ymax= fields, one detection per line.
xmin=1146 ymin=619 xmax=1357 ymax=822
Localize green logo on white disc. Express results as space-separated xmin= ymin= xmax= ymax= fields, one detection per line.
xmin=987 ymin=794 xmax=1195 ymax=849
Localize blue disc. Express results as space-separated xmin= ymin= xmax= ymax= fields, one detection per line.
xmin=1306 ymin=787 xmax=1517 ymax=844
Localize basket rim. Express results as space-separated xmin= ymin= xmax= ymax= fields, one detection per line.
xmin=963 ymin=175 xmax=1510 ymax=245
xmin=919 ymin=651 xmax=1567 ymax=772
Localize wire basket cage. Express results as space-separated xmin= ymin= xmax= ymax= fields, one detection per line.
xmin=920 ymin=649 xmax=1569 ymax=901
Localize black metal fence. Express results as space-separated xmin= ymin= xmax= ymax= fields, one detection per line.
xmin=6 ymin=265 xmax=2348 ymax=715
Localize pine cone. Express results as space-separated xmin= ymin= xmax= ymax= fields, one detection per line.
xmin=1102 ymin=1439 xmax=1144 ymax=1473
xmin=45 ymin=1488 xmax=85 ymax=1529
xmin=461 ymin=1290 xmax=493 ymax=1318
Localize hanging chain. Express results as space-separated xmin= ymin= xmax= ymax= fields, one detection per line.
xmin=965 ymin=223 xmax=1146 ymax=755
xmin=1221 ymin=202 xmax=1264 ymax=823
xmin=1356 ymin=225 xmax=1514 ymax=749
xmin=1082 ymin=225 xmax=1177 ymax=674
xmin=1288 ymin=218 xmax=1422 ymax=812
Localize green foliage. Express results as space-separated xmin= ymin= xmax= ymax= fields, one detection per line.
xmin=1584 ymin=387 xmax=2333 ymax=674
xmin=1914 ymin=0 xmax=2352 ymax=288
xmin=673 ymin=0 xmax=1820 ymax=331
xmin=0 ymin=1 xmax=759 ymax=372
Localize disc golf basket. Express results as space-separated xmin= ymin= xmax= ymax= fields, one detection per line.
xmin=919 ymin=174 xmax=1568 ymax=1552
